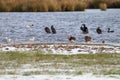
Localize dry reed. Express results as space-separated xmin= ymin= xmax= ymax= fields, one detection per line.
xmin=99 ymin=3 xmax=107 ymax=11
xmin=0 ymin=0 xmax=120 ymax=12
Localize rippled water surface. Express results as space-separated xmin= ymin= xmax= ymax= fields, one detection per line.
xmin=0 ymin=9 xmax=120 ymax=45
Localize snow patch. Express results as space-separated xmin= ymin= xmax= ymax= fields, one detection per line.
xmin=0 ymin=74 xmax=120 ymax=80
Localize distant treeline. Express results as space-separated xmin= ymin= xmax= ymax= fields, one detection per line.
xmin=0 ymin=0 xmax=120 ymax=12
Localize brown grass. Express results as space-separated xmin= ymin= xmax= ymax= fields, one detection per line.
xmin=0 ymin=0 xmax=120 ymax=12
xmin=99 ymin=3 xmax=107 ymax=11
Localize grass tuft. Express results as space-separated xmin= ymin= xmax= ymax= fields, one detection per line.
xmin=76 ymin=71 xmax=82 ymax=75
xmin=103 ymin=70 xmax=120 ymax=75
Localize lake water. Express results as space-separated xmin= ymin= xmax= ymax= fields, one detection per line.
xmin=0 ymin=9 xmax=120 ymax=45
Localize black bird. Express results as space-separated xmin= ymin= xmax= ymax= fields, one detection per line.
xmin=68 ymin=35 xmax=76 ymax=43
xmin=44 ymin=27 xmax=51 ymax=34
xmin=80 ymin=24 xmax=88 ymax=34
xmin=96 ymin=27 xmax=102 ymax=34
xmin=107 ymin=28 xmax=114 ymax=33
xmin=51 ymin=25 xmax=56 ymax=34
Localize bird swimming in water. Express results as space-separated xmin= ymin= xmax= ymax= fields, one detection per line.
xmin=26 ymin=24 xmax=34 ymax=29
xmin=51 ymin=25 xmax=56 ymax=34
xmin=68 ymin=35 xmax=76 ymax=43
xmin=84 ymin=36 xmax=92 ymax=43
xmin=107 ymin=28 xmax=114 ymax=33
xmin=96 ymin=27 xmax=102 ymax=34
xmin=80 ymin=24 xmax=89 ymax=34
xmin=2 ymin=37 xmax=11 ymax=44
xmin=102 ymin=40 xmax=105 ymax=44
xmin=29 ymin=37 xmax=35 ymax=42
xmin=44 ymin=27 xmax=51 ymax=34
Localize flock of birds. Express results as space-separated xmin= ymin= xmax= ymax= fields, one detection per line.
xmin=44 ymin=25 xmax=56 ymax=34
xmin=1 ymin=23 xmax=114 ymax=45
xmin=44 ymin=24 xmax=114 ymax=44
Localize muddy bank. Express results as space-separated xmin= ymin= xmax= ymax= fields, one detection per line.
xmin=0 ymin=43 xmax=120 ymax=54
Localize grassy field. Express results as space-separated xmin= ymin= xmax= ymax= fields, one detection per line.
xmin=0 ymin=0 xmax=120 ymax=12
xmin=0 ymin=51 xmax=120 ymax=76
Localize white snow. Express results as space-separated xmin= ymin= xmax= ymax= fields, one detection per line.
xmin=0 ymin=74 xmax=119 ymax=80
xmin=1 ymin=46 xmax=17 ymax=51
xmin=0 ymin=46 xmax=31 ymax=51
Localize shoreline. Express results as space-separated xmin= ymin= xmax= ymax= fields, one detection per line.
xmin=0 ymin=43 xmax=120 ymax=54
